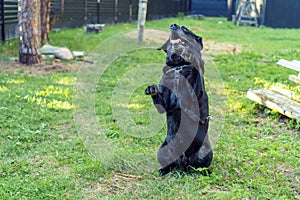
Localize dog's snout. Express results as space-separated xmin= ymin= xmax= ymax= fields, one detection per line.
xmin=170 ymin=24 xmax=179 ymax=30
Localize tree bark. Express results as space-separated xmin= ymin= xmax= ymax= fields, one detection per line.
xmin=19 ymin=0 xmax=41 ymax=65
xmin=41 ymin=0 xmax=51 ymax=43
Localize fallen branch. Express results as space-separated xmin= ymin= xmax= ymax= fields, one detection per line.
xmin=115 ymin=172 xmax=142 ymax=180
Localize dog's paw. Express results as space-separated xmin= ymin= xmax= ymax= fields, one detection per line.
xmin=159 ymin=167 xmax=171 ymax=176
xmin=200 ymin=168 xmax=212 ymax=176
xmin=145 ymin=85 xmax=158 ymax=96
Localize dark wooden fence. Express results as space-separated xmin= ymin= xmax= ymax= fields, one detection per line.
xmin=0 ymin=0 xmax=190 ymax=41
xmin=52 ymin=0 xmax=191 ymax=28
xmin=263 ymin=0 xmax=300 ymax=28
xmin=0 ymin=0 xmax=18 ymax=41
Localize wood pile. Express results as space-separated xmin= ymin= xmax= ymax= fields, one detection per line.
xmin=247 ymin=59 xmax=300 ymax=119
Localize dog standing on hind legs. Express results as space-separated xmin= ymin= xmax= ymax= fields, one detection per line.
xmin=145 ymin=24 xmax=213 ymax=176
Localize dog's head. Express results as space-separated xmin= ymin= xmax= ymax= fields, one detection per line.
xmin=158 ymin=24 xmax=204 ymax=72
xmin=158 ymin=24 xmax=204 ymax=69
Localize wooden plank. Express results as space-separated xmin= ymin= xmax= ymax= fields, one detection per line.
xmin=269 ymin=85 xmax=297 ymax=100
xmin=277 ymin=59 xmax=300 ymax=72
xmin=247 ymin=89 xmax=300 ymax=119
xmin=292 ymin=60 xmax=300 ymax=65
xmin=289 ymin=75 xmax=300 ymax=84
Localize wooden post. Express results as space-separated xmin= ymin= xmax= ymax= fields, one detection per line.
xmin=227 ymin=0 xmax=236 ymax=21
xmin=61 ymin=0 xmax=64 ymax=16
xmin=97 ymin=0 xmax=101 ymax=24
xmin=114 ymin=0 xmax=118 ymax=23
xmin=129 ymin=0 xmax=133 ymax=23
xmin=84 ymin=0 xmax=88 ymax=21
xmin=40 ymin=0 xmax=50 ymax=43
xmin=137 ymin=0 xmax=148 ymax=44
xmin=260 ymin=0 xmax=267 ymax=26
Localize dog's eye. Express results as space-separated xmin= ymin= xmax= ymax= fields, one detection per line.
xmin=181 ymin=26 xmax=189 ymax=34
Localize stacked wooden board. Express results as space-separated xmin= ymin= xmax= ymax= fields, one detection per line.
xmin=277 ymin=59 xmax=300 ymax=84
xmin=247 ymin=59 xmax=300 ymax=119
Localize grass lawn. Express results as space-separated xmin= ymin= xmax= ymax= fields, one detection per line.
xmin=0 ymin=17 xmax=299 ymax=199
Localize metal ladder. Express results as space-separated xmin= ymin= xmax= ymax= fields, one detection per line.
xmin=236 ymin=0 xmax=259 ymax=27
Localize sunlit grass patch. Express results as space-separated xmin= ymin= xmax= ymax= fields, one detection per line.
xmin=24 ymin=95 xmax=74 ymax=110
xmin=0 ymin=85 xmax=8 ymax=92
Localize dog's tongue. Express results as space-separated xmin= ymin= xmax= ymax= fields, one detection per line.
xmin=170 ymin=39 xmax=184 ymax=45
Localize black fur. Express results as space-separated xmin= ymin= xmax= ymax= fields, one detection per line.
xmin=145 ymin=24 xmax=212 ymax=176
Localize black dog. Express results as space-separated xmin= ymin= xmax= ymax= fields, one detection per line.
xmin=145 ymin=24 xmax=213 ymax=176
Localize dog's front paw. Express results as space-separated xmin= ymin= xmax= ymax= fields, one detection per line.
xmin=145 ymin=85 xmax=158 ymax=96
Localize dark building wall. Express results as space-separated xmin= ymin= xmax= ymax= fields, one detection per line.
xmin=264 ymin=0 xmax=300 ymax=28
xmin=192 ymin=0 xmax=227 ymax=17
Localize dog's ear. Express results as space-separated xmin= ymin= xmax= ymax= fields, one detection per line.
xmin=157 ymin=39 xmax=170 ymax=53
xmin=196 ymin=35 xmax=203 ymax=50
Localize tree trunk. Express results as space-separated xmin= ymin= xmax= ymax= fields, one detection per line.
xmin=19 ymin=0 xmax=41 ymax=65
xmin=41 ymin=0 xmax=51 ymax=43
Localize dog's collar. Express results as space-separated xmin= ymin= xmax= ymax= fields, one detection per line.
xmin=164 ymin=64 xmax=193 ymax=74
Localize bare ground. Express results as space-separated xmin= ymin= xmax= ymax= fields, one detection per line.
xmin=2 ymin=29 xmax=241 ymax=75
xmin=125 ymin=29 xmax=242 ymax=55
xmin=1 ymin=59 xmax=79 ymax=75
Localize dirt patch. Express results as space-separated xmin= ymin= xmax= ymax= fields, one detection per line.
xmin=1 ymin=59 xmax=79 ymax=75
xmin=126 ymin=29 xmax=242 ymax=55
xmin=83 ymin=172 xmax=142 ymax=199
xmin=203 ymin=39 xmax=242 ymax=55
xmin=125 ymin=29 xmax=169 ymax=45
xmin=2 ymin=29 xmax=241 ymax=75
xmin=107 ymin=173 xmax=142 ymax=195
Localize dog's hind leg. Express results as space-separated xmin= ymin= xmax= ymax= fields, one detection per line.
xmin=157 ymin=139 xmax=179 ymax=176
xmin=159 ymin=162 xmax=177 ymax=176
xmin=189 ymin=148 xmax=213 ymax=176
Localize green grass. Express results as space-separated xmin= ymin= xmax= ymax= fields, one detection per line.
xmin=0 ymin=17 xmax=299 ymax=199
